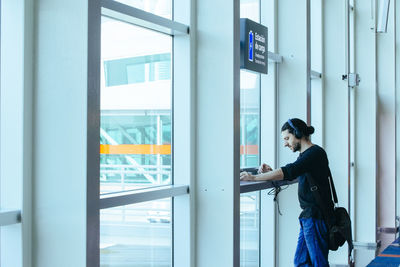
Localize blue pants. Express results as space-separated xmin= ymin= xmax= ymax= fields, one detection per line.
xmin=294 ymin=218 xmax=329 ymax=267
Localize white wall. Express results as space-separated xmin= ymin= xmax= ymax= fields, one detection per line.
xmin=1 ymin=0 xmax=33 ymax=266
xmin=260 ymin=0 xmax=278 ymax=266
xmin=195 ymin=0 xmax=241 ymax=265
xmin=311 ymin=0 xmax=323 ymax=146
xmin=376 ymin=0 xmax=396 ymax=252
xmin=352 ymin=0 xmax=378 ymax=264
xmin=396 ymin=0 xmax=400 ymax=234
xmin=173 ymin=0 xmax=194 ymax=266
xmin=32 ymin=0 xmax=88 ymax=266
xmin=322 ymin=0 xmax=349 ymax=264
xmin=276 ymin=0 xmax=307 ymax=266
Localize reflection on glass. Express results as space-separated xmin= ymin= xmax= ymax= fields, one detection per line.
xmin=240 ymin=1 xmax=266 ymax=265
xmin=114 ymin=0 xmax=172 ymax=19
xmin=240 ymin=70 xmax=260 ymax=168
xmin=240 ymin=0 xmax=261 ymax=264
xmin=101 ymin=17 xmax=172 ymax=194
xmin=240 ymin=69 xmax=261 ymax=267
xmin=240 ymin=192 xmax=260 ymax=267
xmin=100 ymin=198 xmax=172 ymax=266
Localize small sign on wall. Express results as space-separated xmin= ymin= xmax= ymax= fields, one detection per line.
xmin=240 ymin=18 xmax=268 ymax=74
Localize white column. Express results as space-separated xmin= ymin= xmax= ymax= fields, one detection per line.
xmin=1 ymin=0 xmax=33 ymax=266
xmin=322 ymin=0 xmax=350 ymax=264
xmin=196 ymin=0 xmax=241 ymax=265
xmin=275 ymin=0 xmax=308 ymax=266
xmin=173 ymin=0 xmax=194 ymax=266
xmin=260 ymin=0 xmax=278 ymax=266
xmin=396 ymin=0 xmax=400 ymax=237
xmin=33 ymin=0 xmax=88 ymax=266
xmin=376 ymin=0 xmax=396 ymax=254
xmin=352 ymin=0 xmax=377 ymax=265
xmin=310 ymin=0 xmax=323 ymax=146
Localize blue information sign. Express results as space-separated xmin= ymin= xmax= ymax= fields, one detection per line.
xmin=240 ymin=18 xmax=268 ymax=74
xmin=248 ymin=30 xmax=254 ymax=62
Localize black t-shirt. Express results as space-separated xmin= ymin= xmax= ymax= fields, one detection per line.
xmin=281 ymin=145 xmax=334 ymax=219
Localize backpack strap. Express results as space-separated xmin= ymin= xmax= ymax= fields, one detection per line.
xmin=327 ymin=168 xmax=338 ymax=205
xmin=305 ymin=172 xmax=335 ymax=227
xmin=307 ymin=171 xmax=354 ymax=258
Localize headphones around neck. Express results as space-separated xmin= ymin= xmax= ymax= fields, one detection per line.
xmin=287 ymin=119 xmax=303 ymax=139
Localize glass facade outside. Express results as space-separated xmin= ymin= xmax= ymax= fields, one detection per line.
xmin=100 ymin=14 xmax=174 ymax=267
xmin=240 ymin=70 xmax=260 ymax=168
xmin=100 ymin=17 xmax=172 ymax=194
xmin=239 ymin=71 xmax=261 ymax=267
xmin=240 ymin=192 xmax=260 ymax=267
xmin=100 ymin=198 xmax=172 ymax=266
xmin=113 ymin=0 xmax=172 ymax=19
xmin=240 ymin=1 xmax=261 ymax=266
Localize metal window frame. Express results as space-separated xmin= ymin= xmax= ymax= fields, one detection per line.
xmin=97 ymin=0 xmax=190 ymax=202
xmin=97 ymin=0 xmax=190 ymax=204
xmin=87 ymin=0 xmax=101 ymax=266
xmin=268 ymin=51 xmax=282 ymax=63
xmin=0 ymin=210 xmax=21 ymax=227
xmin=100 ymin=185 xmax=189 ymax=209
xmin=101 ymin=0 xmax=189 ymax=35
xmin=88 ymin=1 xmax=191 ymax=266
xmin=171 ymin=0 xmax=193 ymax=266
xmin=311 ymin=70 xmax=322 ymax=79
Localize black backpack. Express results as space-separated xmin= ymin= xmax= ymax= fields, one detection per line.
xmin=306 ymin=170 xmax=354 ymax=256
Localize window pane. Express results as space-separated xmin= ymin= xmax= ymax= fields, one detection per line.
xmin=113 ymin=0 xmax=172 ymax=19
xmin=100 ymin=198 xmax=172 ymax=266
xmin=240 ymin=70 xmax=260 ymax=168
xmin=240 ymin=0 xmax=261 ymax=265
xmin=240 ymin=192 xmax=260 ymax=267
xmin=240 ymin=0 xmax=259 ymax=22
xmin=101 ymin=17 xmax=172 ymax=194
xmin=240 ymin=70 xmax=261 ymax=267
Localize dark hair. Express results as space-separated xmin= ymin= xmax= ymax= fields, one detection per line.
xmin=281 ymin=118 xmax=315 ymax=140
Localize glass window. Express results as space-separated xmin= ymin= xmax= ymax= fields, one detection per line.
xmin=239 ymin=70 xmax=261 ymax=267
xmin=100 ymin=198 xmax=172 ymax=266
xmin=240 ymin=1 xmax=261 ymax=266
xmin=240 ymin=70 xmax=260 ymax=168
xmin=310 ymin=0 xmax=323 ymax=145
xmin=104 ymin=53 xmax=171 ymax=87
xmin=113 ymin=0 xmax=172 ymax=19
xmin=240 ymin=192 xmax=260 ymax=267
xmin=240 ymin=0 xmax=259 ymax=22
xmin=100 ymin=17 xmax=172 ymax=194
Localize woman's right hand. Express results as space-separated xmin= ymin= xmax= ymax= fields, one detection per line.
xmin=258 ymin=163 xmax=273 ymax=174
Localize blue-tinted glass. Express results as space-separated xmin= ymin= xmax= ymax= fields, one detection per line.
xmin=126 ymin=64 xmax=145 ymax=84
xmin=104 ymin=53 xmax=171 ymax=87
xmin=100 ymin=198 xmax=172 ymax=266
xmin=240 ymin=192 xmax=260 ymax=267
xmin=240 ymin=70 xmax=261 ymax=267
xmin=240 ymin=0 xmax=261 ymax=266
xmin=240 ymin=69 xmax=260 ymax=168
xmin=101 ymin=17 xmax=172 ymax=194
